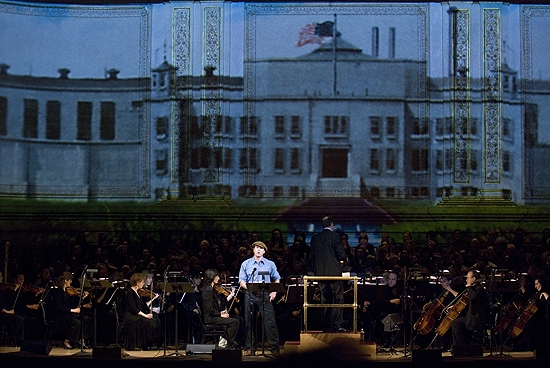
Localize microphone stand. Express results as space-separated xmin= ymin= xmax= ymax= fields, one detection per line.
xmin=161 ymin=268 xmax=169 ymax=357
xmin=247 ymin=268 xmax=256 ymax=355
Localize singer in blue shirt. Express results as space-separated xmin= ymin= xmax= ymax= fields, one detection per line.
xmin=239 ymin=241 xmax=281 ymax=357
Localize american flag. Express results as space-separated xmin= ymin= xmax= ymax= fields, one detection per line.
xmin=296 ymin=22 xmax=333 ymax=47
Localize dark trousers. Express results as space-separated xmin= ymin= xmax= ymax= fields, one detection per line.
xmin=319 ymin=280 xmax=344 ymax=331
xmin=57 ymin=313 xmax=92 ymax=342
xmin=244 ymin=292 xmax=279 ymax=353
xmin=0 ymin=312 xmax=24 ymax=342
xmin=451 ymin=316 xmax=472 ymax=346
xmin=208 ymin=316 xmax=239 ymax=345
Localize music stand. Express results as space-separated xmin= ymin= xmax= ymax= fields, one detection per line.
xmin=163 ymin=282 xmax=194 ymax=357
xmin=104 ymin=281 xmax=125 ymax=350
xmin=246 ymin=282 xmax=285 ymax=357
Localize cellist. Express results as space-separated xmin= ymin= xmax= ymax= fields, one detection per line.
xmin=508 ymin=276 xmax=549 ymax=351
xmin=450 ymin=270 xmax=490 ymax=347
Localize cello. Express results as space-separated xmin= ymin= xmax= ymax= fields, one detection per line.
xmin=493 ymin=293 xmax=526 ymax=335
xmin=507 ymin=292 xmax=539 ymax=339
xmin=414 ymin=276 xmax=460 ymax=335
xmin=434 ymin=287 xmax=470 ymax=337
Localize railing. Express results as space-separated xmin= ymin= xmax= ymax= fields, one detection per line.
xmin=303 ymin=275 xmax=359 ymax=333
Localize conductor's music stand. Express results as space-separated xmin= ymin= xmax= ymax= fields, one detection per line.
xmin=246 ymin=282 xmax=285 ymax=357
xmin=163 ymin=282 xmax=194 ymax=357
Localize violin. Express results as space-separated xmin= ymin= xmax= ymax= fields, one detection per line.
xmin=214 ymin=284 xmax=240 ymax=303
xmin=0 ymin=283 xmax=18 ymax=292
xmin=23 ymin=285 xmax=45 ymax=296
xmin=65 ymin=286 xmax=88 ymax=298
xmin=137 ymin=288 xmax=161 ymax=301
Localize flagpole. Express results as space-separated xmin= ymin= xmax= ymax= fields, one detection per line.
xmin=333 ymin=13 xmax=337 ymax=97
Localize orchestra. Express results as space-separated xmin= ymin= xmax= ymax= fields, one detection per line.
xmin=1 ymin=229 xmax=550 ymax=359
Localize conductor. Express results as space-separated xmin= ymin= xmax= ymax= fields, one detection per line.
xmin=309 ymin=216 xmax=347 ymax=332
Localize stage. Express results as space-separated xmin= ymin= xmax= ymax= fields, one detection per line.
xmin=0 ymin=338 xmax=546 ymax=368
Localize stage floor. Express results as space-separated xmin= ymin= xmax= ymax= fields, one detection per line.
xmin=0 ymin=342 xmax=544 ymax=368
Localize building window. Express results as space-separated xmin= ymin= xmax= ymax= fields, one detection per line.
xmin=275 ymin=148 xmax=285 ymax=173
xmin=291 ymin=116 xmax=301 ymax=138
xmin=199 ymin=146 xmax=209 ymax=168
xmin=23 ymin=99 xmax=38 ymax=138
xmin=240 ymin=148 xmax=258 ymax=171
xmin=190 ymin=145 xmax=200 ymax=169
xmin=324 ymin=116 xmax=348 ymax=136
xmin=275 ymin=116 xmax=285 ymax=138
xmin=503 ymin=151 xmax=510 ymax=172
xmin=0 ymin=97 xmax=6 ymax=136
xmin=386 ymin=187 xmax=395 ymax=197
xmin=370 ymin=116 xmax=381 ymax=139
xmin=502 ymin=117 xmax=511 ymax=137
xmin=372 ymin=27 xmax=379 ymax=57
xmin=370 ymin=148 xmax=379 ymax=172
xmin=156 ymin=116 xmax=169 ymax=140
xmin=386 ymin=148 xmax=396 ymax=171
xmin=412 ymin=117 xmax=428 ymax=135
xmin=190 ymin=116 xmax=201 ymax=139
xmin=436 ymin=150 xmax=443 ymax=171
xmin=471 ymin=150 xmax=478 ymax=172
xmin=46 ymin=100 xmax=61 ymax=140
xmin=389 ymin=27 xmax=396 ymax=59
xmin=386 ymin=116 xmax=397 ymax=139
xmin=471 ymin=118 xmax=479 ymax=136
xmin=77 ymin=101 xmax=92 ymax=141
xmin=291 ymin=148 xmax=301 ymax=173
xmin=223 ymin=148 xmax=232 ymax=169
xmin=100 ymin=101 xmax=115 ymax=140
xmin=445 ymin=149 xmax=452 ymax=171
xmin=436 ymin=118 xmax=444 ymax=136
xmin=445 ymin=117 xmax=453 ymax=135
xmin=224 ymin=116 xmax=232 ymax=135
xmin=412 ymin=149 xmax=428 ymax=171
xmin=155 ymin=149 xmax=168 ymax=175
xmin=240 ymin=116 xmax=259 ymax=137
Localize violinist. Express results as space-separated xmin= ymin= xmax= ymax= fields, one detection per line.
xmin=52 ymin=271 xmax=93 ymax=349
xmin=140 ymin=270 xmax=161 ymax=314
xmin=0 ymin=271 xmax=25 ymax=345
xmin=450 ymin=270 xmax=490 ymax=347
xmin=122 ymin=272 xmax=162 ymax=351
xmin=202 ymin=268 xmax=240 ymax=350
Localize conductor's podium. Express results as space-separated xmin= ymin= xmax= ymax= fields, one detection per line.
xmin=284 ymin=332 xmax=376 ymax=358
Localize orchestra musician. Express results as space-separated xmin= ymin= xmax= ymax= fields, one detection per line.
xmin=375 ymin=271 xmax=403 ymax=348
xmin=0 ymin=271 xmax=26 ymax=346
xmin=508 ymin=276 xmax=549 ymax=351
xmin=449 ymin=270 xmax=490 ymax=347
xmin=202 ymin=268 xmax=240 ymax=349
xmin=414 ymin=266 xmax=465 ymax=349
xmin=122 ymin=272 xmax=162 ymax=351
xmin=52 ymin=271 xmax=93 ymax=349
